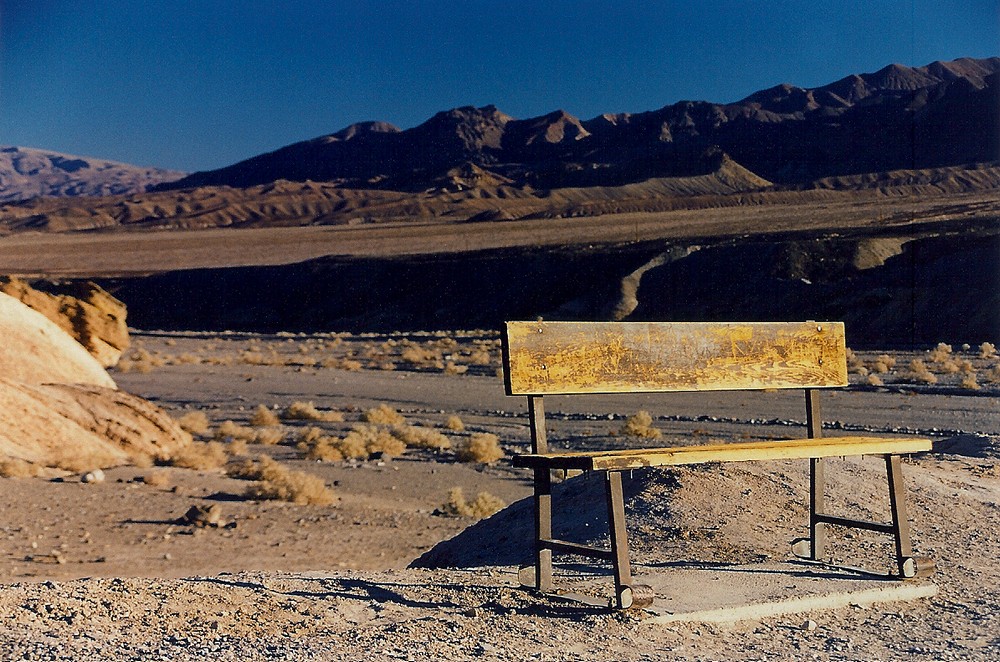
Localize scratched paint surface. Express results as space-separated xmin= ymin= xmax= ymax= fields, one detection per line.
xmin=504 ymin=321 xmax=847 ymax=395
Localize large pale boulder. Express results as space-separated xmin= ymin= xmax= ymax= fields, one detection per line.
xmin=0 ymin=276 xmax=129 ymax=367
xmin=0 ymin=292 xmax=115 ymax=388
xmin=0 ymin=293 xmax=189 ymax=471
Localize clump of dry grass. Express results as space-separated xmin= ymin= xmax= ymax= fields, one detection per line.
xmin=281 ymin=401 xmax=344 ymax=423
xmin=442 ymin=487 xmax=505 ymax=519
xmin=443 ymin=362 xmax=469 ymax=375
xmin=142 ymin=471 xmax=170 ymax=488
xmin=869 ymin=354 xmax=897 ymax=374
xmin=443 ymin=415 xmax=465 ymax=432
xmin=0 ymin=458 xmax=44 ymax=478
xmin=980 ymin=342 xmax=998 ymax=359
xmin=168 ymin=442 xmax=228 ymax=470
xmin=228 ymin=456 xmax=334 ymax=505
xmin=620 ymin=411 xmax=662 ymax=440
xmin=391 ymin=424 xmax=451 ymax=450
xmin=907 ymin=359 xmax=938 ymax=385
xmin=250 ymin=405 xmax=280 ymax=427
xmin=214 ymin=420 xmax=257 ymax=442
xmin=455 ymin=433 xmax=504 ymax=464
xmin=928 ymin=342 xmax=953 ymax=364
xmin=298 ymin=424 xmax=406 ymax=462
xmin=865 ymin=373 xmax=884 ymax=387
xmin=960 ymin=373 xmax=981 ymax=391
xmin=227 ymin=438 xmax=249 ymax=456
xmin=984 ymin=365 xmax=1000 ymax=385
xmin=253 ymin=427 xmax=285 ymax=446
xmin=361 ymin=404 xmax=405 ymax=425
xmin=845 ymin=348 xmax=866 ymax=375
xmin=175 ymin=411 xmax=211 ymax=437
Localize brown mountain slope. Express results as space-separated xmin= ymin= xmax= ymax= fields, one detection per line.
xmin=2 ymin=161 xmax=998 ymax=234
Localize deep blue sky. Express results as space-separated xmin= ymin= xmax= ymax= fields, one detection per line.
xmin=1 ymin=1 xmax=996 ymax=172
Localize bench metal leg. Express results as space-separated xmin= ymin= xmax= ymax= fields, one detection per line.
xmin=809 ymin=457 xmax=827 ymax=561
xmin=605 ymin=471 xmax=634 ymax=609
xmin=533 ymin=467 xmax=553 ymax=592
xmin=885 ymin=454 xmax=917 ymax=577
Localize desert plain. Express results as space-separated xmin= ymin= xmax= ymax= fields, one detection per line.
xmin=0 ymin=314 xmax=995 ymax=659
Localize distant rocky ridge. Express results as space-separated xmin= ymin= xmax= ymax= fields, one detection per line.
xmin=166 ymin=57 xmax=1000 ymax=191
xmin=0 ymin=146 xmax=184 ymax=203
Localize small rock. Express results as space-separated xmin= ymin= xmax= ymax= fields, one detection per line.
xmin=178 ymin=504 xmax=224 ymax=528
xmin=801 ymin=619 xmax=817 ymax=631
xmin=81 ymin=469 xmax=105 ymax=484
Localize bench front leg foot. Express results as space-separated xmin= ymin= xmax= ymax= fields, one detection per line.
xmin=605 ymin=471 xmax=634 ymax=608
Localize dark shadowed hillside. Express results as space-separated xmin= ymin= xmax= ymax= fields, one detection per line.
xmin=165 ymin=58 xmax=999 ymax=192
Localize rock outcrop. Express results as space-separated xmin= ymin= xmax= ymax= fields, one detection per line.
xmin=0 ymin=292 xmax=189 ymax=472
xmin=0 ymin=276 xmax=129 ymax=367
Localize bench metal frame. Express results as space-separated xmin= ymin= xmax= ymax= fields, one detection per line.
xmin=503 ymin=321 xmax=933 ymax=609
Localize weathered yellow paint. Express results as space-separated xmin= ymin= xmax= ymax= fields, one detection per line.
xmin=512 ymin=436 xmax=932 ymax=471
xmin=503 ymin=321 xmax=848 ymax=395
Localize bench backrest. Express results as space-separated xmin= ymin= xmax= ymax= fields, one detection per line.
xmin=502 ymin=321 xmax=847 ymax=396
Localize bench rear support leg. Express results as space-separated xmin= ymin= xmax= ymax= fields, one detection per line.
xmin=605 ymin=471 xmax=634 ymax=609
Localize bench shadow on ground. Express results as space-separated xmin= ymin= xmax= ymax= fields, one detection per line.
xmin=182 ymin=575 xmax=604 ymax=618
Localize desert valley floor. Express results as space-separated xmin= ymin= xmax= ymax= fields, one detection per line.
xmin=0 ymin=330 xmax=997 ymax=660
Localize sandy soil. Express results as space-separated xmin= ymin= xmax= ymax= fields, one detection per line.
xmin=0 ymin=331 xmax=997 ymax=659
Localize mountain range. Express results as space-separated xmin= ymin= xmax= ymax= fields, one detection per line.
xmin=163 ymin=57 xmax=999 ymax=192
xmin=0 ymin=146 xmax=183 ymax=203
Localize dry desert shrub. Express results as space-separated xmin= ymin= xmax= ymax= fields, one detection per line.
xmin=443 ymin=414 xmax=465 ymax=432
xmin=957 ymin=359 xmax=975 ymax=375
xmin=443 ymin=487 xmax=505 ymax=519
xmin=938 ymin=359 xmax=961 ymax=375
xmin=466 ymin=349 xmax=492 ymax=366
xmin=176 ymin=411 xmax=211 ymax=437
xmin=227 ymin=438 xmax=249 ymax=456
xmin=0 ymin=458 xmax=44 ymax=478
xmin=173 ymin=353 xmax=200 ymax=365
xmin=281 ymin=401 xmax=344 ymax=423
xmin=250 ymin=405 xmax=281 ymax=426
xmin=168 ymin=441 xmax=228 ymax=471
xmin=214 ymin=420 xmax=257 ymax=443
xmin=980 ymin=342 xmax=998 ymax=359
xmin=299 ymin=424 xmax=405 ymax=461
xmin=455 ymin=433 xmax=504 ymax=464
xmin=392 ymin=424 xmax=451 ymax=450
xmin=620 ymin=410 xmax=662 ymax=440
xmin=928 ymin=342 xmax=953 ymax=363
xmin=960 ymin=373 xmax=981 ymax=391
xmin=443 ymin=362 xmax=469 ymax=375
xmin=869 ymin=354 xmax=897 ymax=373
xmin=361 ymin=404 xmax=405 ymax=425
xmin=865 ymin=374 xmax=884 ymax=387
xmin=131 ymin=453 xmax=155 ymax=469
xmin=229 ymin=455 xmax=334 ymax=505
xmin=845 ymin=348 xmax=866 ymax=374
xmin=984 ymin=365 xmax=1000 ymax=385
xmin=907 ymin=359 xmax=938 ymax=385
xmin=253 ymin=427 xmax=285 ymax=446
xmin=142 ymin=471 xmax=170 ymax=488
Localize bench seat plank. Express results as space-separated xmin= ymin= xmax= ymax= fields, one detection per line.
xmin=512 ymin=436 xmax=932 ymax=471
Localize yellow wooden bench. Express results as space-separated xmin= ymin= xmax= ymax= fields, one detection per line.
xmin=502 ymin=321 xmax=934 ymax=609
